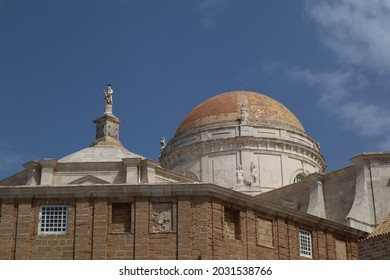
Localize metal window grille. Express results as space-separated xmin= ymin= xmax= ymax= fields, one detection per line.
xmin=39 ymin=205 xmax=68 ymax=234
xmin=299 ymin=230 xmax=312 ymax=258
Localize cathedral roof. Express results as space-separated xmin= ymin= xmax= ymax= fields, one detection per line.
xmin=366 ymin=214 xmax=390 ymax=239
xmin=59 ymin=146 xmax=144 ymax=163
xmin=175 ymin=90 xmax=305 ymax=136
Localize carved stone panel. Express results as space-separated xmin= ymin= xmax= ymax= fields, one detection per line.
xmin=151 ymin=202 xmax=172 ymax=233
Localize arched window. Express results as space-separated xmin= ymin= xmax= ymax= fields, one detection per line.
xmin=293 ymin=174 xmax=305 ymax=183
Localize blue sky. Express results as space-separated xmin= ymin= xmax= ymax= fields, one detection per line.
xmin=1 ymin=0 xmax=390 ymax=179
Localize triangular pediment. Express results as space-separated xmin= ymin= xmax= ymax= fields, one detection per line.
xmin=68 ymin=175 xmax=110 ymax=185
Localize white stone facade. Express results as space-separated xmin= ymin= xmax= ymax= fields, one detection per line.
xmin=260 ymin=152 xmax=390 ymax=233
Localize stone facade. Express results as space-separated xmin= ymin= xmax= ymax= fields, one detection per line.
xmin=259 ymin=152 xmax=390 ymax=233
xmin=0 ymin=184 xmax=365 ymax=260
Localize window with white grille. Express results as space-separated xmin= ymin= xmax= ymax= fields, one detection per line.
xmin=39 ymin=205 xmax=68 ymax=235
xmin=299 ymin=230 xmax=312 ymax=258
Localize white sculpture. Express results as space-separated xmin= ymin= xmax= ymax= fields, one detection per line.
xmin=240 ymin=105 xmax=249 ymax=124
xmin=159 ymin=137 xmax=167 ymax=158
xmin=236 ymin=164 xmax=244 ymax=187
xmin=104 ymin=84 xmax=113 ymax=105
xmin=250 ymin=162 xmax=257 ymax=184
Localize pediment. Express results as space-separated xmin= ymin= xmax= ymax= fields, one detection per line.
xmin=68 ymin=175 xmax=110 ymax=185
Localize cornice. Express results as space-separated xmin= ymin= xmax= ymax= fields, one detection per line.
xmin=161 ymin=136 xmax=325 ymax=171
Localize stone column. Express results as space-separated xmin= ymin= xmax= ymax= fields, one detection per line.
xmin=134 ymin=197 xmax=150 ymax=259
xmin=200 ymin=156 xmax=209 ymax=182
xmin=14 ymin=199 xmax=34 ymax=259
xmin=39 ymin=158 xmax=57 ymax=185
xmin=92 ymin=198 xmax=108 ymax=259
xmin=281 ymin=154 xmax=289 ymax=186
xmin=241 ymin=148 xmax=251 ymax=185
xmin=177 ymin=196 xmax=192 ymax=259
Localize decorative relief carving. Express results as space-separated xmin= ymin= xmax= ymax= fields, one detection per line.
xmin=151 ymin=203 xmax=172 ymax=233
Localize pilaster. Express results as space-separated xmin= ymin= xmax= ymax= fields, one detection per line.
xmin=123 ymin=158 xmax=142 ymax=184
xmin=39 ymin=159 xmax=57 ymax=185
xmin=141 ymin=160 xmax=158 ymax=184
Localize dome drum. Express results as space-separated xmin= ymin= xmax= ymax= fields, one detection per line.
xmin=161 ymin=135 xmax=324 ymax=194
xmin=160 ymin=90 xmax=325 ymax=195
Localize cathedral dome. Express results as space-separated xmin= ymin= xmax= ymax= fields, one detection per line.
xmin=161 ymin=89 xmax=325 ymax=195
xmin=176 ymin=90 xmax=304 ymax=136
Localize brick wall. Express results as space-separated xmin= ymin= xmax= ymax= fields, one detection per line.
xmin=359 ymin=234 xmax=390 ymax=259
xmin=0 ymin=195 xmax=360 ymax=260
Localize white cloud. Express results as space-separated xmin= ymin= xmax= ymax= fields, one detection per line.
xmin=306 ymin=0 xmax=390 ymax=73
xmin=287 ymin=68 xmax=354 ymax=105
xmin=339 ymin=101 xmax=390 ymax=137
xmin=196 ymin=0 xmax=228 ymax=28
xmin=266 ymin=2 xmax=390 ymax=151
xmin=286 ymin=67 xmax=390 ymax=138
xmin=272 ymin=0 xmax=390 ymax=151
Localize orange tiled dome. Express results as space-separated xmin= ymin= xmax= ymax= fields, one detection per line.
xmin=176 ymin=90 xmax=304 ymax=135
